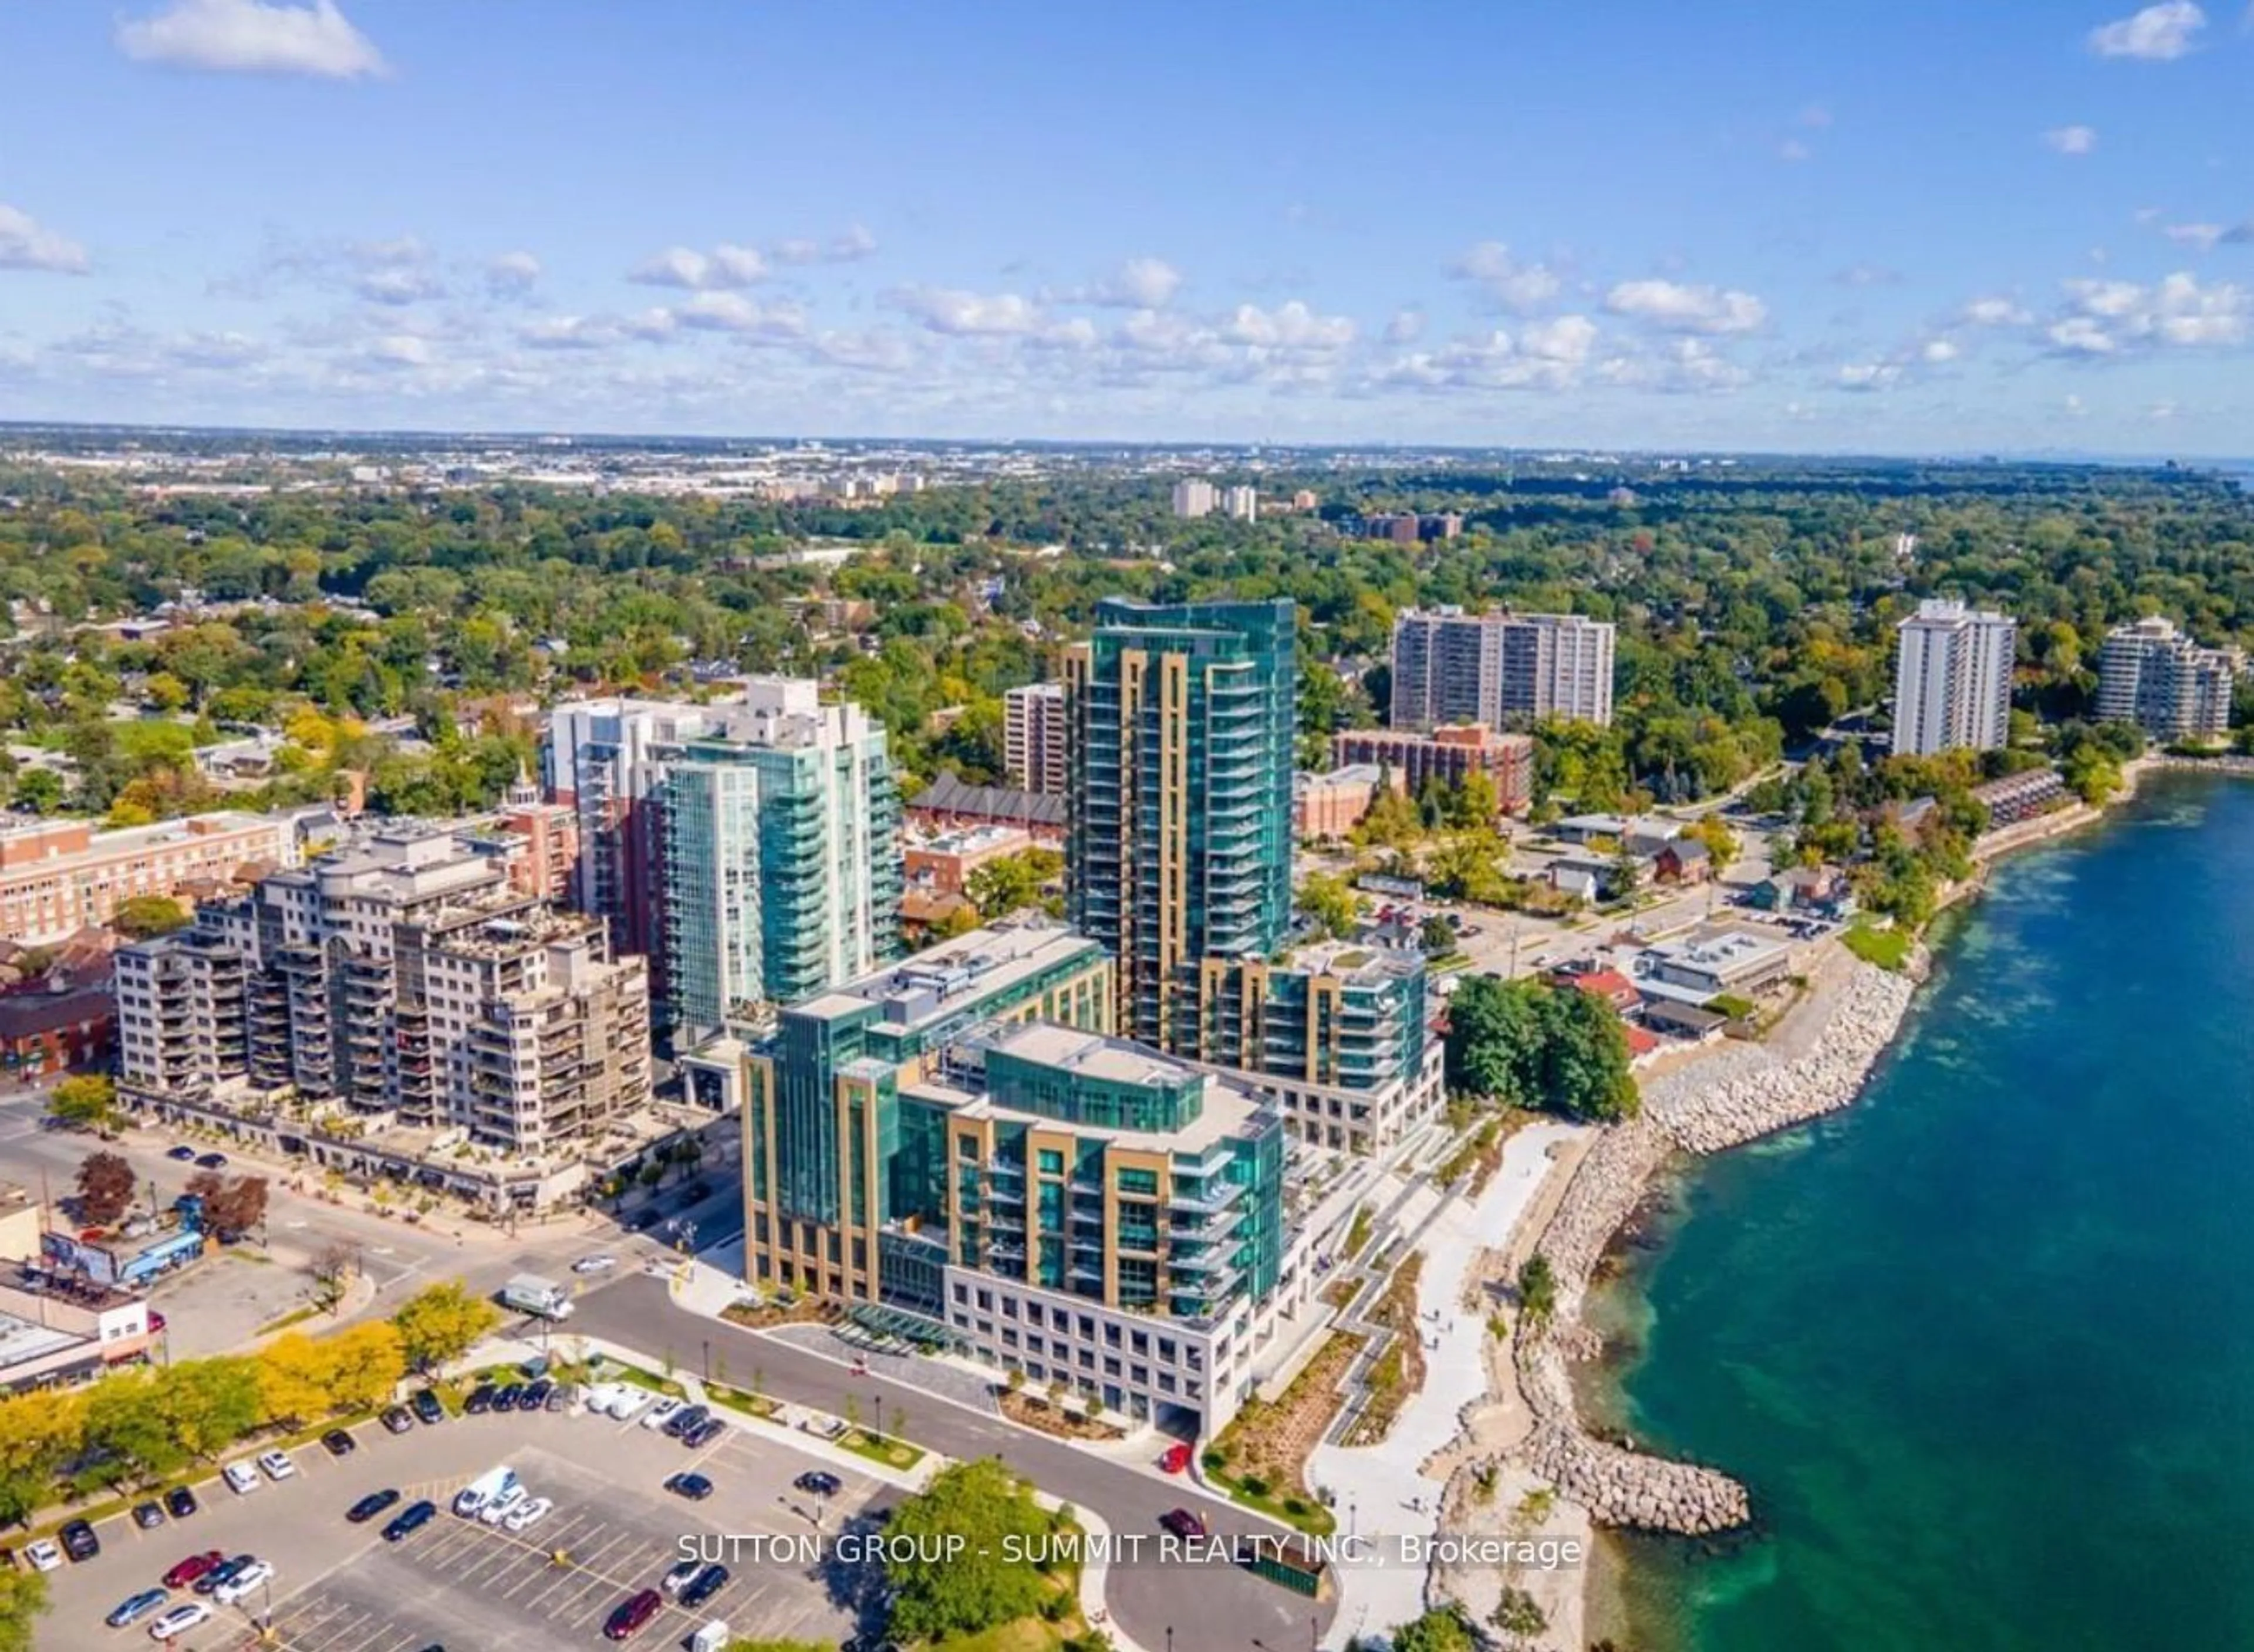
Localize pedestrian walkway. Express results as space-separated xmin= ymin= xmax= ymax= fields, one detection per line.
xmin=1308 ymin=1121 xmax=1581 ymax=1647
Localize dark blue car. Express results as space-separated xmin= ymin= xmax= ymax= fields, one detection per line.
xmin=382 ymin=1500 xmax=437 ymax=1542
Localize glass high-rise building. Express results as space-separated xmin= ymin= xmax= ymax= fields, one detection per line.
xmin=656 ymin=678 xmax=902 ymax=1042
xmin=1065 ymin=597 xmax=1297 ymax=1053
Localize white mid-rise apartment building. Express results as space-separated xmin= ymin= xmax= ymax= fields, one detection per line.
xmin=1003 ymin=682 xmax=1070 ymax=796
xmin=1389 ymin=607 xmax=1616 ymax=729
xmin=1220 ymin=484 xmax=1258 ymax=522
xmin=2096 ymin=616 xmax=2244 ymax=742
xmin=1170 ymin=478 xmax=1219 ymax=519
xmin=1891 ymin=598 xmax=2017 ymax=756
xmin=114 ymin=826 xmax=650 ymax=1156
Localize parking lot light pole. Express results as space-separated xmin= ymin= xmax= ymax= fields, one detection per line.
xmin=874 ymin=1393 xmax=884 ymax=1443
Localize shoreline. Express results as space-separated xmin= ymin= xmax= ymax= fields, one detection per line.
xmin=1507 ymin=755 xmax=2215 ymax=1647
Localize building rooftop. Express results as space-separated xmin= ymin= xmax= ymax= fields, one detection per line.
xmin=916 ymin=823 xmax=1030 ymax=857
xmin=910 ymin=773 xmax=1068 ymax=829
xmin=915 ymin=1021 xmax=1273 ymax=1154
xmin=791 ymin=917 xmax=1102 ymax=1034
xmin=1283 ymin=937 xmax=1423 ymax=984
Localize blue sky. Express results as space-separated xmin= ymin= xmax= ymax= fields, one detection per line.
xmin=2 ymin=0 xmax=2252 ymax=452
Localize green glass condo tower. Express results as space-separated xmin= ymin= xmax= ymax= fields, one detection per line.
xmin=1065 ymin=597 xmax=1297 ymax=1053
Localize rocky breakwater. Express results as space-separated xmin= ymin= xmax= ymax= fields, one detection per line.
xmin=1505 ymin=959 xmax=1919 ymax=1536
xmin=1642 ymin=962 xmax=1917 ymax=1155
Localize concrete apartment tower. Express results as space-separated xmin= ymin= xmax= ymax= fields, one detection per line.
xmin=2096 ymin=616 xmax=2244 ymax=742
xmin=1388 ymin=607 xmax=1616 ymax=729
xmin=1891 ymin=598 xmax=2017 ymax=756
xmin=1003 ymin=681 xmax=1071 ymax=795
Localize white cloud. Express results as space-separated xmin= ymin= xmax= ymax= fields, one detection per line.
xmin=2148 ymin=399 xmax=2181 ymax=420
xmin=1963 ymin=295 xmax=2033 ymax=326
xmin=1384 ymin=308 xmax=1425 ymax=344
xmin=770 ymin=224 xmax=879 ymax=266
xmin=2087 ymin=2 xmax=2206 ymax=59
xmin=1093 ymin=257 xmax=1183 ymax=309
xmin=0 ymin=204 xmax=90 ymax=274
xmin=1836 ymin=362 xmax=1902 ymax=391
xmin=2064 ymin=394 xmax=2087 ymax=414
xmin=2064 ymin=278 xmax=2147 ymax=317
xmin=2048 ymin=316 xmax=2120 ymax=354
xmin=2163 ymin=222 xmax=2225 ymax=250
xmin=888 ymin=287 xmax=1045 ymax=336
xmin=629 ymin=244 xmax=768 ymax=290
xmin=1604 ymin=278 xmax=1767 ymax=335
xmin=1921 ymin=338 xmax=1962 ymax=363
xmin=355 ymin=267 xmax=443 ymax=305
xmin=1453 ymin=242 xmax=1563 ymax=312
xmin=2043 ymin=125 xmax=2098 ymax=155
xmin=116 ymin=0 xmax=386 ymax=79
xmin=519 ymin=315 xmax=613 ymax=351
xmin=1220 ymin=300 xmax=1356 ymax=352
xmin=1379 ymin=316 xmax=1599 ymax=393
xmin=674 ymin=292 xmax=807 ymax=339
xmin=486 ymin=251 xmax=541 ymax=296
xmin=366 ymin=335 xmax=430 ymax=367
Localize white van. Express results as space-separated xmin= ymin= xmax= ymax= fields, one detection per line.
xmin=453 ymin=1465 xmax=518 ymax=1519
xmin=690 ymin=1624 xmax=730 ymax=1652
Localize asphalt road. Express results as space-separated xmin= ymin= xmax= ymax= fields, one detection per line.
xmin=573 ymin=1272 xmax=1335 ymax=1652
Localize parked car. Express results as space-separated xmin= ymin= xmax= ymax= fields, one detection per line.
xmin=194 ymin=1152 xmax=228 ymax=1170
xmin=59 ymin=1518 xmax=99 ymax=1562
xmin=640 ymin=1397 xmax=683 ymax=1433
xmin=629 ymin=1208 xmax=663 ymax=1232
xmin=320 ymin=1429 xmax=357 ymax=1458
xmin=381 ymin=1406 xmax=415 ymax=1434
xmin=544 ymin=1387 xmax=569 ymax=1414
xmin=106 ymin=1587 xmax=171 ymax=1629
xmin=464 ymin=1384 xmax=496 ymax=1415
xmin=608 ymin=1388 xmax=650 ymax=1422
xmin=163 ymin=1486 xmax=198 ymax=1520
xmin=793 ymin=1471 xmax=842 ymax=1498
xmin=478 ymin=1485 xmax=528 ymax=1526
xmin=212 ymin=1558 xmax=274 ymax=1606
xmin=1158 ymin=1508 xmax=1207 ymax=1540
xmin=1159 ymin=1442 xmax=1192 ymax=1475
xmin=681 ymin=1416 xmax=724 ymax=1449
xmin=382 ymin=1501 xmax=437 ymax=1542
xmin=522 ymin=1378 xmax=554 ymax=1410
xmin=132 ymin=1499 xmax=167 ymax=1529
xmin=492 ymin=1383 xmax=524 ymax=1411
xmin=22 ymin=1540 xmax=59 ymax=1573
xmin=222 ymin=1462 xmax=259 ymax=1495
xmin=347 ymin=1489 xmax=402 ymax=1525
xmin=410 ymin=1388 xmax=445 ymax=1425
xmin=660 ymin=1556 xmax=703 ymax=1595
xmin=166 ymin=1145 xmax=198 ymax=1162
xmin=572 ymin=1254 xmax=617 ymax=1275
xmin=147 ymin=1602 xmax=212 ymax=1641
xmin=678 ymin=1563 xmax=729 ymax=1610
xmin=193 ymin=1555 xmax=255 ymax=1596
xmin=161 ymin=1551 xmax=224 ymax=1590
xmin=603 ymin=1588 xmax=663 ymax=1640
xmin=663 ymin=1404 xmax=708 ymax=1438
xmin=664 ymin=1472 xmax=713 ymax=1501
xmin=502 ymin=1495 xmax=552 ymax=1533
xmin=256 ymin=1449 xmax=296 ymax=1482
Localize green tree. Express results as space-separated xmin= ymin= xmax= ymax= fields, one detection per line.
xmin=390 ymin=1281 xmax=502 ymax=1376
xmin=0 ymin=1566 xmax=49 ymax=1652
xmin=153 ymin=1357 xmax=261 ymax=1461
xmin=1391 ymin=1606 xmax=1478 ymax=1652
xmin=45 ymin=1074 xmax=119 ymax=1134
xmin=883 ymin=1458 xmax=1054 ymax=1644
xmin=12 ymin=770 xmax=62 ymax=816
xmin=111 ymin=894 xmax=192 ymax=938
xmin=73 ymin=1150 xmax=136 ymax=1226
xmin=1443 ymin=975 xmax=1541 ymax=1102
xmin=1517 ymin=1254 xmax=1558 ymax=1327
xmin=1418 ymin=914 xmax=1456 ymax=955
xmin=82 ymin=1371 xmax=187 ymax=1487
xmin=964 ymin=850 xmax=1059 ymax=921
xmin=1297 ymin=871 xmax=1360 ymax=941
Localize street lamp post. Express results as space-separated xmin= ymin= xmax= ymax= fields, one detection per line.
xmin=701 ymin=1339 xmax=710 ymax=1382
xmin=874 ymin=1393 xmax=885 ymax=1443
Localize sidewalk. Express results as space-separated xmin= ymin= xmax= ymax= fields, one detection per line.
xmin=1308 ymin=1121 xmax=1581 ymax=1648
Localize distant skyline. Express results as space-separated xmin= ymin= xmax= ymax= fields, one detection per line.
xmin=3 ymin=1 xmax=2253 ymax=454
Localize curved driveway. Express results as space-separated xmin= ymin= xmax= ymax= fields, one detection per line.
xmin=572 ymin=1273 xmax=1334 ymax=1652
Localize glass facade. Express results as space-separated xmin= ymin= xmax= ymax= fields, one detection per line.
xmin=1067 ymin=597 xmax=1297 ymax=1053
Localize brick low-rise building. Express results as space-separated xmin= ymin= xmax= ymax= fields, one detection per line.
xmin=1330 ymin=724 xmax=1534 ymax=815
xmin=0 ymin=812 xmax=295 ymax=944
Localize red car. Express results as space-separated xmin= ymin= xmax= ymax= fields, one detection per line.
xmin=1159 ymin=1508 xmax=1207 ymax=1540
xmin=162 ymin=1550 xmax=225 ymax=1590
xmin=1160 ymin=1442 xmax=1192 ymax=1475
xmin=603 ymin=1589 xmax=663 ymax=1641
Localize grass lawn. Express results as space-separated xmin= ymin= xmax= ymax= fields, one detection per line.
xmin=837 ymin=1427 xmax=926 ymax=1471
xmin=610 ymin=1362 xmax=689 ymax=1398
xmin=1843 ymin=919 xmax=1913 ymax=971
xmin=933 ymin=1619 xmax=1067 ymax=1651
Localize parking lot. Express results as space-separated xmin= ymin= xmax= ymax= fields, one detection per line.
xmin=40 ymin=1396 xmax=893 ymax=1651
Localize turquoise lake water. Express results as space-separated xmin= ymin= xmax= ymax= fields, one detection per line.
xmin=1602 ymin=772 xmax=2254 ymax=1651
